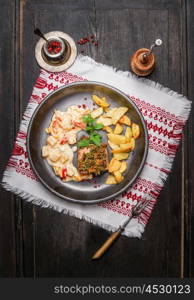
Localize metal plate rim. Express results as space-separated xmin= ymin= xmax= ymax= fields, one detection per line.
xmin=27 ymin=81 xmax=149 ymax=204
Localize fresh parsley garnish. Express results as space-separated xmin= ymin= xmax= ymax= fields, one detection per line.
xmin=78 ymin=114 xmax=103 ymax=147
xmin=78 ymin=139 xmax=90 ymax=147
xmin=90 ymin=132 xmax=102 ymax=145
xmin=93 ymin=123 xmax=104 ymax=130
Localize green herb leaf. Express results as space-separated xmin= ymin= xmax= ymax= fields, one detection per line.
xmin=78 ymin=139 xmax=90 ymax=148
xmin=80 ymin=113 xmax=103 ymax=147
xmin=90 ymin=134 xmax=102 ymax=146
xmin=82 ymin=114 xmax=93 ymax=124
xmin=90 ymin=131 xmax=100 ymax=138
xmin=86 ymin=126 xmax=93 ymax=132
xmin=94 ymin=123 xmax=104 ymax=130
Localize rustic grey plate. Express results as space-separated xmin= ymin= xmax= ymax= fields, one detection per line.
xmin=27 ymin=82 xmax=148 ymax=204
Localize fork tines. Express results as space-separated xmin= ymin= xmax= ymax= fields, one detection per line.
xmin=132 ymin=198 xmax=151 ymax=217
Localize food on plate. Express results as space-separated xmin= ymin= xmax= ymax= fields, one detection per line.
xmin=128 ymin=137 xmax=135 ymax=150
xmin=46 ymin=136 xmax=57 ymax=146
xmin=119 ymin=161 xmax=127 ymax=173
xmin=105 ymin=174 xmax=117 ymax=184
xmin=108 ymin=158 xmax=121 ymax=173
xmin=108 ymin=141 xmax=120 ymax=150
xmin=107 ymin=134 xmax=128 ymax=144
xmin=96 ymin=116 xmax=113 ymax=126
xmin=91 ymin=107 xmax=103 ymax=119
xmin=114 ymin=123 xmax=123 ymax=134
xmin=125 ymin=126 xmax=132 ymax=139
xmin=42 ymin=93 xmax=141 ymax=185
xmin=113 ymin=171 xmax=123 ymax=183
xmin=103 ymin=126 xmax=113 ymax=133
xmin=111 ymin=143 xmax=133 ymax=153
xmin=92 ymin=94 xmax=110 ymax=108
xmin=78 ymin=138 xmax=109 ymax=176
xmin=119 ymin=115 xmax=131 ymax=126
xmin=104 ymin=107 xmax=117 ymax=118
xmin=78 ymin=114 xmax=103 ymax=147
xmin=113 ymin=153 xmax=129 ymax=160
xmin=42 ymin=105 xmax=91 ymax=182
xmin=111 ymin=107 xmax=128 ymax=124
xmin=132 ymin=123 xmax=140 ymax=139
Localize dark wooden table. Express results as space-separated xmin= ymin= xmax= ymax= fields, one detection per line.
xmin=0 ymin=0 xmax=193 ymax=277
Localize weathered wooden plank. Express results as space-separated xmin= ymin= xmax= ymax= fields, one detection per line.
xmin=19 ymin=0 xmax=187 ymax=277
xmin=0 ymin=0 xmax=17 ymax=277
xmin=185 ymin=0 xmax=194 ymax=277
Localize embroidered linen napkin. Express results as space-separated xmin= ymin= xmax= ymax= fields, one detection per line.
xmin=2 ymin=55 xmax=191 ymax=237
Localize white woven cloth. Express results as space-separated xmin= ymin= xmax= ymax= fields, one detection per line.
xmin=2 ymin=55 xmax=191 ymax=237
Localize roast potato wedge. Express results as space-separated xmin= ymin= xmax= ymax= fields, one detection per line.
xmin=111 ymin=143 xmax=132 ymax=153
xmin=97 ymin=116 xmax=113 ymax=126
xmin=129 ymin=137 xmax=135 ymax=150
xmin=132 ymin=123 xmax=140 ymax=139
xmin=104 ymin=107 xmax=117 ymax=118
xmin=108 ymin=141 xmax=120 ymax=150
xmin=91 ymin=107 xmax=103 ymax=119
xmin=114 ymin=123 xmax=123 ymax=134
xmin=119 ymin=115 xmax=131 ymax=126
xmin=108 ymin=158 xmax=121 ymax=173
xmin=107 ymin=134 xmax=127 ymax=144
xmin=125 ymin=126 xmax=133 ymax=139
xmin=119 ymin=161 xmax=127 ymax=173
xmin=113 ymin=153 xmax=129 ymax=160
xmin=92 ymin=95 xmax=110 ymax=108
xmin=103 ymin=126 xmax=113 ymax=133
xmin=105 ymin=174 xmax=117 ymax=184
xmin=113 ymin=171 xmax=123 ymax=183
xmin=112 ymin=107 xmax=128 ymax=125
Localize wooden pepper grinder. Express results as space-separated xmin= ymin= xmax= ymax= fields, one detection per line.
xmin=130 ymin=39 xmax=162 ymax=76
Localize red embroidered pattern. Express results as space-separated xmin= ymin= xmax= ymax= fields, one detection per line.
xmin=8 ymin=141 xmax=38 ymax=181
xmin=8 ymin=157 xmax=38 ymax=181
xmin=130 ymin=95 xmax=185 ymax=125
xmin=132 ymin=178 xmax=162 ymax=193
xmin=18 ymin=131 xmax=27 ymax=140
xmin=145 ymin=162 xmax=170 ymax=174
xmin=146 ymin=120 xmax=173 ymax=139
xmin=35 ymin=73 xmax=85 ymax=92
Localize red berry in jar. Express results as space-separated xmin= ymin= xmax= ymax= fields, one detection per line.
xmin=47 ymin=40 xmax=62 ymax=54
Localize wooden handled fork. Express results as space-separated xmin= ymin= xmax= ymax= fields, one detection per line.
xmin=92 ymin=199 xmax=151 ymax=259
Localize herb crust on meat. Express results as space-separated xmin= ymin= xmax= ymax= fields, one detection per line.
xmin=78 ymin=138 xmax=109 ymax=176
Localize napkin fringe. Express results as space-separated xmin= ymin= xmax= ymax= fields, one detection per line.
xmin=2 ymin=176 xmax=143 ymax=238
